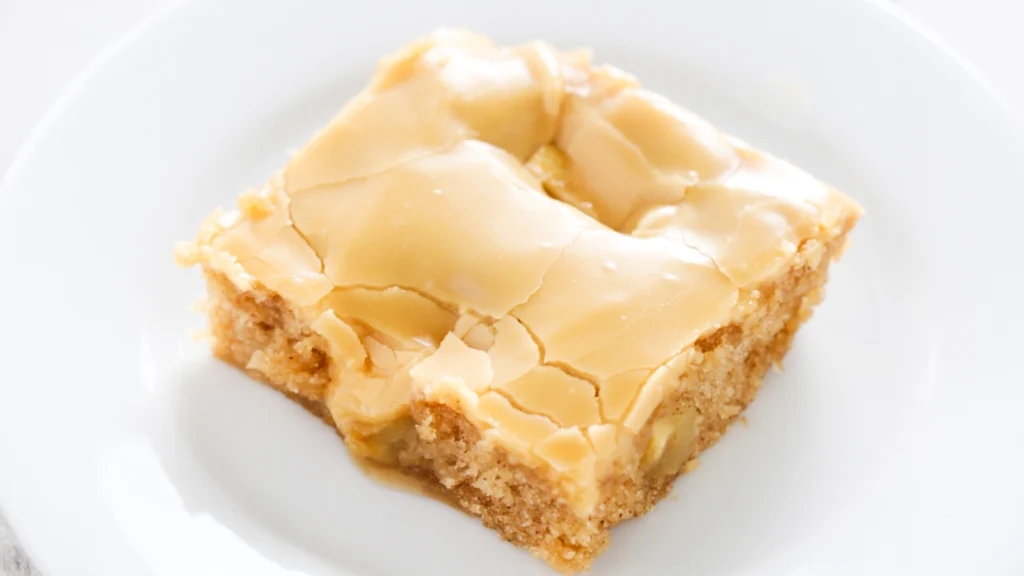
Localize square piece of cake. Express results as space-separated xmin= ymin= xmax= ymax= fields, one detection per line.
xmin=176 ymin=29 xmax=861 ymax=573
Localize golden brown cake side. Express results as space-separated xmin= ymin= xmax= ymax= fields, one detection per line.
xmin=199 ymin=223 xmax=848 ymax=572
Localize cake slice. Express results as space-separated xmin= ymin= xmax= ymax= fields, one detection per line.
xmin=176 ymin=29 xmax=861 ymax=573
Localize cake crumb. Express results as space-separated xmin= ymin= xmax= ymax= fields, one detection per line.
xmin=191 ymin=295 xmax=209 ymax=313
xmin=719 ymin=405 xmax=741 ymax=418
xmin=173 ymin=241 xmax=199 ymax=266
xmin=683 ymin=458 xmax=701 ymax=474
xmin=237 ymin=186 xmax=275 ymax=219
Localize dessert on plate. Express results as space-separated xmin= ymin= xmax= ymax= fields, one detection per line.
xmin=176 ymin=29 xmax=862 ymax=573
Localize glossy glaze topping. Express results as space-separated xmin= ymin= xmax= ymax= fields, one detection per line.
xmin=177 ymin=29 xmax=861 ymax=514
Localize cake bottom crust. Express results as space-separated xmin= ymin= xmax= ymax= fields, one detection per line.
xmin=201 ymin=235 xmax=843 ymax=573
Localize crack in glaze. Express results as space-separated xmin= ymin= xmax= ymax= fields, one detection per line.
xmin=543 ymin=361 xmax=601 ymax=393
xmin=506 ymin=309 xmax=602 ymax=402
xmin=321 ymin=283 xmax=466 ymax=318
xmin=504 ymin=225 xmax=591 ymax=313
xmin=491 ymin=388 xmax=562 ymax=429
xmin=285 ymin=218 xmax=325 ymax=274
xmin=286 ymin=144 xmax=460 ymax=197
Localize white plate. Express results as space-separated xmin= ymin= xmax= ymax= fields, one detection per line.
xmin=1 ymin=0 xmax=1022 ymax=574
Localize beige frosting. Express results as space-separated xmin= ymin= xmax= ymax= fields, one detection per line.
xmin=177 ymin=29 xmax=861 ymax=515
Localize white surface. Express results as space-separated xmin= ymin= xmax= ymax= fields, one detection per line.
xmin=1 ymin=0 xmax=1023 ymax=575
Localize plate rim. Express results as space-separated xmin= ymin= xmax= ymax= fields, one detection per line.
xmin=0 ymin=0 xmax=1021 ymax=196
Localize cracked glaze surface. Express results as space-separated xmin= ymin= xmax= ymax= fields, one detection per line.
xmin=177 ymin=29 xmax=861 ymax=514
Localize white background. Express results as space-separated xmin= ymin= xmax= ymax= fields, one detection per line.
xmin=0 ymin=0 xmax=1020 ymax=574
xmin=0 ymin=0 xmax=1021 ymax=180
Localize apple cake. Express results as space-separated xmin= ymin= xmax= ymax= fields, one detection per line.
xmin=176 ymin=29 xmax=862 ymax=573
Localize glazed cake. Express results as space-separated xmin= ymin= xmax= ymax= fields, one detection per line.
xmin=176 ymin=30 xmax=862 ymax=573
